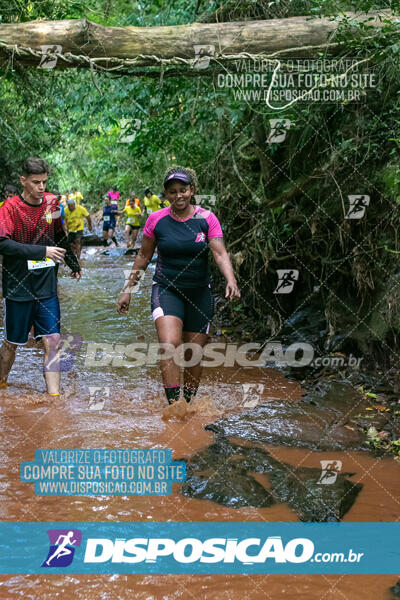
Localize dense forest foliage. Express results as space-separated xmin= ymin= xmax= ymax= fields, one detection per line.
xmin=1 ymin=0 xmax=399 ymax=367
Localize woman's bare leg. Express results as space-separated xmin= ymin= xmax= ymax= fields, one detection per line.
xmin=155 ymin=316 xmax=183 ymax=402
xmin=182 ymin=331 xmax=208 ymax=402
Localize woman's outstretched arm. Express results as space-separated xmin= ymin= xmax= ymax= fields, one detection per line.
xmin=116 ymin=235 xmax=157 ymax=314
xmin=209 ymin=237 xmax=240 ymax=299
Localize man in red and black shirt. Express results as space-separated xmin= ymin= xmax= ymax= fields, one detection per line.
xmin=0 ymin=157 xmax=81 ymax=397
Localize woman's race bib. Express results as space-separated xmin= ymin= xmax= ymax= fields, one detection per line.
xmin=104 ymin=215 xmax=110 ymax=222
xmin=127 ymin=217 xmax=136 ymax=225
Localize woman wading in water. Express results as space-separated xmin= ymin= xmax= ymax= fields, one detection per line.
xmin=117 ymin=166 xmax=240 ymax=404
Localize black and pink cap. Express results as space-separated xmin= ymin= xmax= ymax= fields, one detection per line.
xmin=164 ymin=172 xmax=191 ymax=186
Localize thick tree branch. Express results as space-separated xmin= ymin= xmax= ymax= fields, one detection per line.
xmin=0 ymin=11 xmax=396 ymax=71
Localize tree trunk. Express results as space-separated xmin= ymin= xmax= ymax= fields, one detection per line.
xmin=0 ymin=11 xmax=395 ymax=71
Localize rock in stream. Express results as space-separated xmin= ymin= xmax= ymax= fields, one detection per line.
xmin=181 ymin=438 xmax=362 ymax=521
xmin=205 ymin=379 xmax=367 ymax=452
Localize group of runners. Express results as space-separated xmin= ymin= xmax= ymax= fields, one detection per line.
xmin=0 ymin=157 xmax=240 ymax=405
xmin=99 ymin=187 xmax=171 ymax=249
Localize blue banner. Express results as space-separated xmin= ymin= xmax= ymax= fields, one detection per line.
xmin=0 ymin=522 xmax=398 ymax=574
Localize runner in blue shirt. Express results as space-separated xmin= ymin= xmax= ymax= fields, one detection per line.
xmin=117 ymin=165 xmax=240 ymax=405
xmin=102 ymin=195 xmax=119 ymax=247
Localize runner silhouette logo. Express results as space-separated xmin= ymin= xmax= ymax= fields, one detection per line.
xmin=41 ymin=529 xmax=82 ymax=567
xmin=273 ymin=269 xmax=299 ymax=294
xmin=38 ymin=45 xmax=62 ymax=69
xmin=345 ymin=195 xmax=370 ymax=219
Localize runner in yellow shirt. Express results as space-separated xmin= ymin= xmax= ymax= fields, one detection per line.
xmin=159 ymin=192 xmax=170 ymax=208
xmin=144 ymin=188 xmax=161 ymax=214
xmin=64 ymin=198 xmax=92 ymax=259
xmin=122 ymin=197 xmax=142 ymax=248
xmin=69 ymin=188 xmax=84 ymax=205
xmin=125 ymin=191 xmax=141 ymax=209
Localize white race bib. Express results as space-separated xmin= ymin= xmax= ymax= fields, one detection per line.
xmin=27 ymin=258 xmax=56 ymax=270
xmin=127 ymin=217 xmax=136 ymax=224
xmin=104 ymin=215 xmax=110 ymax=222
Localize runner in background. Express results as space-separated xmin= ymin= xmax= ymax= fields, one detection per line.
xmin=144 ymin=188 xmax=161 ymax=214
xmin=122 ymin=196 xmax=142 ymax=248
xmin=117 ymin=165 xmax=240 ymax=405
xmin=64 ymin=198 xmax=92 ymax=259
xmin=159 ymin=192 xmax=170 ymax=209
xmin=54 ymin=191 xmax=68 ymax=235
xmin=0 ymin=157 xmax=81 ymax=396
xmin=108 ymin=186 xmax=120 ymax=209
xmin=102 ymin=195 xmax=119 ymax=247
xmin=69 ymin=187 xmax=83 ymax=205
xmin=1 ymin=184 xmax=18 ymax=208
xmin=125 ymin=191 xmax=141 ymax=209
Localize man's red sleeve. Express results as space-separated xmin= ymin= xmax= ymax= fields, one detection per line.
xmin=0 ymin=202 xmax=15 ymax=239
xmin=0 ymin=203 xmax=46 ymax=260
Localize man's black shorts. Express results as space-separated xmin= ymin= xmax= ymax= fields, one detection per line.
xmin=67 ymin=230 xmax=84 ymax=243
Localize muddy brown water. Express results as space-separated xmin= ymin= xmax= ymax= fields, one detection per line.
xmin=0 ymin=250 xmax=399 ymax=599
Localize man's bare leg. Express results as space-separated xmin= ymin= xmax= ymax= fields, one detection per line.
xmin=76 ymin=239 xmax=82 ymax=259
xmin=42 ymin=334 xmax=61 ymax=395
xmin=0 ymin=341 xmax=17 ymax=384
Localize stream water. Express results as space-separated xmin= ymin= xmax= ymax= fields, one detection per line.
xmin=0 ymin=249 xmax=398 ymax=599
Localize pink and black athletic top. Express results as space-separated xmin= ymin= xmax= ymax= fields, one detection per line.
xmin=143 ymin=205 xmax=223 ymax=289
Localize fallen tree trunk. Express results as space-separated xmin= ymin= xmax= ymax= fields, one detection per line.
xmin=0 ymin=11 xmax=396 ymax=72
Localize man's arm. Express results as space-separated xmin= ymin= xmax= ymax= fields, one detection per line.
xmin=54 ymin=230 xmax=80 ymax=272
xmin=0 ymin=203 xmax=48 ymax=259
xmin=86 ymin=215 xmax=92 ymax=231
xmin=0 ymin=237 xmax=47 ymax=260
